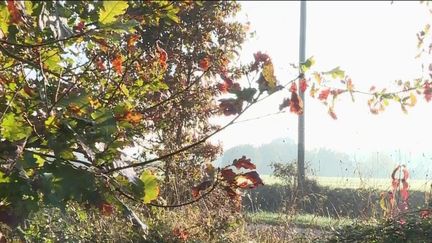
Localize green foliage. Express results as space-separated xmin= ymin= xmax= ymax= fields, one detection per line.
xmin=0 ymin=113 xmax=32 ymax=141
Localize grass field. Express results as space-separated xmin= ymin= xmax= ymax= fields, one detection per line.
xmin=246 ymin=211 xmax=363 ymax=230
xmin=261 ymin=175 xmax=432 ymax=191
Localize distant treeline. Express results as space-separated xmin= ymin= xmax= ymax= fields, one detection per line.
xmin=216 ymin=137 xmax=432 ymax=179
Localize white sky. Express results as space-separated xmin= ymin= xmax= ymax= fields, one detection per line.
xmin=210 ymin=1 xmax=432 ymax=155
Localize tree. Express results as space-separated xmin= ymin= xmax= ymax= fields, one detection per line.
xmin=1 ymin=0 xmax=431 ymax=241
xmin=0 ymin=1 xmax=265 ymax=239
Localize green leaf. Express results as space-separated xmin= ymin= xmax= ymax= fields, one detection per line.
xmin=140 ymin=171 xmax=159 ymax=203
xmin=325 ymin=67 xmax=345 ymax=79
xmin=102 ymin=19 xmax=139 ymax=33
xmin=99 ymin=1 xmax=129 ymax=25
xmin=42 ymin=49 xmax=62 ymax=72
xmin=236 ymin=88 xmax=257 ymax=103
xmin=0 ymin=171 xmax=9 ymax=183
xmin=91 ymin=108 xmax=116 ymax=139
xmin=300 ymin=56 xmax=315 ymax=73
xmin=0 ymin=5 xmax=9 ymax=35
xmin=1 ymin=113 xmax=32 ymax=142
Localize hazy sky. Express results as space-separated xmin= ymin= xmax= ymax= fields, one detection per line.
xmin=210 ymin=1 xmax=432 ymax=156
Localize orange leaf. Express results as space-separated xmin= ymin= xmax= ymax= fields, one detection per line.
xmin=112 ymin=54 xmax=123 ymax=75
xmin=127 ymin=34 xmax=140 ymax=51
xmin=116 ymin=111 xmax=143 ymax=125
xmin=156 ymin=45 xmax=168 ymax=69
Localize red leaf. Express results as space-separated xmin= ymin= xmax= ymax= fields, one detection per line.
xmin=290 ymin=91 xmax=303 ymax=115
xmin=289 ymin=82 xmax=297 ymax=93
xmin=221 ymin=168 xmax=236 ymax=184
xmin=402 ymin=166 xmax=409 ymax=181
xmin=112 ymin=54 xmax=123 ymax=75
xmin=232 ymin=156 xmax=256 ymax=170
xmin=96 ymin=57 xmax=106 ymax=71
xmin=253 ymin=51 xmax=270 ymax=64
xmin=74 ymin=20 xmax=86 ymax=32
xmin=228 ymin=83 xmax=241 ymax=93
xmin=191 ymin=181 xmax=212 ymax=198
xmin=424 ymin=82 xmax=432 ymax=102
xmin=318 ymin=89 xmax=330 ymax=101
xmin=219 ymin=98 xmax=243 ymax=116
xmin=173 ymin=227 xmax=189 ymax=241
xmin=300 ymin=78 xmax=308 ymax=93
xmin=220 ymin=73 xmax=234 ymax=86
xmin=7 ymin=0 xmax=21 ymax=24
xmin=98 ymin=202 xmax=114 ymax=216
xmin=279 ymin=98 xmax=291 ymax=111
xmin=251 ymin=51 xmax=270 ymax=71
xmin=328 ymin=107 xmax=337 ymax=120
xmin=391 ymin=165 xmax=401 ymax=180
xmin=400 ymin=181 xmax=409 ymax=201
xmin=217 ymin=83 xmax=228 ymax=93
xmin=199 ymin=57 xmax=211 ymax=71
xmin=243 ymin=171 xmax=264 ymax=189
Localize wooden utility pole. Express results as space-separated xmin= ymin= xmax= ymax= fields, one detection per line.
xmin=297 ymin=0 xmax=307 ymax=193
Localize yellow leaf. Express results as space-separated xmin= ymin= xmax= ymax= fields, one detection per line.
xmin=262 ymin=62 xmax=277 ymax=90
xmin=140 ymin=171 xmax=159 ymax=203
xmin=24 ymin=1 xmax=33 ymax=15
xmin=313 ymin=72 xmax=322 ymax=85
xmin=33 ymin=154 xmax=45 ymax=167
xmin=99 ymin=1 xmax=129 ymax=25
xmin=409 ymin=92 xmax=417 ymax=107
xmin=0 ymin=5 xmax=10 ymax=35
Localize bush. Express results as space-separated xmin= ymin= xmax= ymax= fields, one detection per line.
xmin=243 ymin=183 xmax=428 ymax=219
xmin=327 ymin=210 xmax=432 ymax=242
